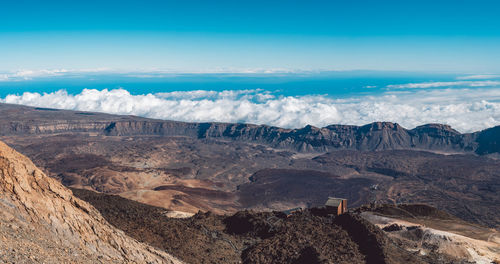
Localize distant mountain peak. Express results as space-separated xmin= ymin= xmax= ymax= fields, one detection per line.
xmin=361 ymin=122 xmax=403 ymax=131
xmin=413 ymin=123 xmax=459 ymax=133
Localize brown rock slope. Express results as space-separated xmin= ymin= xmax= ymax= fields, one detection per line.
xmin=0 ymin=141 xmax=181 ymax=263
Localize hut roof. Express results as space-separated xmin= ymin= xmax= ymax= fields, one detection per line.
xmin=325 ymin=197 xmax=346 ymax=207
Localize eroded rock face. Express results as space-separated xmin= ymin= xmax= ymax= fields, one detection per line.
xmin=0 ymin=140 xmax=182 ymax=263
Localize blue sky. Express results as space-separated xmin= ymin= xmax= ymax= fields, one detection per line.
xmin=2 ymin=1 xmax=500 ymax=131
xmin=1 ymin=0 xmax=500 ymax=73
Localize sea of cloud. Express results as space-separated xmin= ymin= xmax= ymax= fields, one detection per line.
xmin=386 ymin=80 xmax=500 ymax=89
xmin=2 ymin=85 xmax=500 ymax=133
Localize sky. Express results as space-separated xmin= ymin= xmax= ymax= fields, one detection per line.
xmin=1 ymin=0 xmax=500 ymax=131
xmin=1 ymin=0 xmax=500 ymax=72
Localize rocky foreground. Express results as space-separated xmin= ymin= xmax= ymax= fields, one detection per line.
xmin=72 ymin=188 xmax=500 ymax=264
xmin=0 ymin=141 xmax=181 ymax=263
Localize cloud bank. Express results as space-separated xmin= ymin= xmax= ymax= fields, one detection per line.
xmin=456 ymin=74 xmax=500 ymax=80
xmin=0 ymin=68 xmax=114 ymax=81
xmin=3 ymin=88 xmax=500 ymax=133
xmin=386 ymin=80 xmax=500 ymax=89
xmin=0 ymin=68 xmax=304 ymax=82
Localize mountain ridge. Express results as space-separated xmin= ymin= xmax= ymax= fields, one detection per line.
xmin=0 ymin=103 xmax=497 ymax=154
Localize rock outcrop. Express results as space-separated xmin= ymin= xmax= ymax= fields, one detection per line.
xmin=0 ymin=140 xmax=182 ymax=263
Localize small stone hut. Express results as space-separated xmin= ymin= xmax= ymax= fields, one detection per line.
xmin=325 ymin=197 xmax=347 ymax=215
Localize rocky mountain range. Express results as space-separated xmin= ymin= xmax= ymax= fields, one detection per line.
xmin=0 ymin=103 xmax=499 ymax=154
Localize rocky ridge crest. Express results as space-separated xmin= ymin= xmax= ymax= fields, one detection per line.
xmin=2 ymin=103 xmax=498 ymax=154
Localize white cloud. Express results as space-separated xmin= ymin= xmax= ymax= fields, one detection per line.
xmin=387 ymin=80 xmax=500 ymax=89
xmin=3 ymin=88 xmax=500 ymax=133
xmin=0 ymin=68 xmax=112 ymax=81
xmin=456 ymin=74 xmax=500 ymax=80
xmin=155 ymin=89 xmax=269 ymax=100
xmin=0 ymin=69 xmax=65 ymax=81
xmin=0 ymin=68 xmax=308 ymax=82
